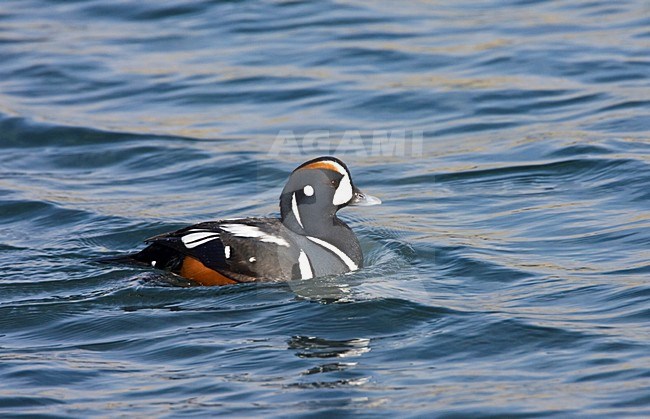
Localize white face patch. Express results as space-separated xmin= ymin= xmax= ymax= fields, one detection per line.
xmin=292 ymin=193 xmax=303 ymax=228
xmin=151 ymin=260 xmax=156 ymax=267
xmin=298 ymin=249 xmax=313 ymax=280
xmin=301 ymin=159 xmax=353 ymax=206
xmin=303 ymin=185 xmax=314 ymax=196
xmin=306 ymin=236 xmax=358 ymax=271
xmin=315 ymin=159 xmax=354 ymax=206
xmin=332 ymin=172 xmax=353 ymax=206
xmin=220 ymin=224 xmax=290 ymax=247
xmin=181 ymin=232 xmax=220 ymax=249
xmin=224 ymin=245 xmax=231 ymax=259
xmin=248 ymin=257 xmax=256 ymax=263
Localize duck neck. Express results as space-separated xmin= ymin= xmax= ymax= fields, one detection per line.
xmin=280 ymin=194 xmax=362 ymax=266
xmin=281 ymin=195 xmax=330 ymax=235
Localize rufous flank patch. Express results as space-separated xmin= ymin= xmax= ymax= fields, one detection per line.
xmin=180 ymin=256 xmax=237 ymax=286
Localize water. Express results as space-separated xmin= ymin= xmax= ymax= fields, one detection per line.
xmin=1 ymin=0 xmax=649 ymax=416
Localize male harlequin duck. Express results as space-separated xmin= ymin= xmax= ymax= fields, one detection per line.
xmin=124 ymin=156 xmax=381 ymax=286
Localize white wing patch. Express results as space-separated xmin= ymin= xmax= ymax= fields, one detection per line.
xmin=181 ymin=232 xmax=221 ymax=249
xmin=298 ymin=250 xmax=313 ymax=279
xmin=224 ymin=245 xmax=231 ymax=259
xmin=220 ymin=224 xmax=290 ymax=247
xmin=306 ymin=236 xmax=358 ymax=271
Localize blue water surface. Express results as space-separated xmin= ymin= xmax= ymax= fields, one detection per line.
xmin=1 ymin=0 xmax=649 ymax=417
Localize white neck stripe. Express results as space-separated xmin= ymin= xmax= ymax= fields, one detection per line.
xmin=306 ymin=236 xmax=358 ymax=271
xmin=292 ymin=192 xmax=303 ymax=229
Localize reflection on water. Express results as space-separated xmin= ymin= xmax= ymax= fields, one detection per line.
xmin=288 ymin=336 xmax=371 ymax=389
xmin=288 ymin=336 xmax=371 ymax=359
xmin=289 ymin=278 xmax=354 ymax=303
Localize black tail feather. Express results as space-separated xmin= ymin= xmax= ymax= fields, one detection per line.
xmin=97 ymin=244 xmax=184 ymax=271
xmin=95 ymin=253 xmax=149 ymax=266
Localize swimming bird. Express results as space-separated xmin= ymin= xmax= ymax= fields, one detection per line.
xmin=124 ymin=156 xmax=381 ymax=285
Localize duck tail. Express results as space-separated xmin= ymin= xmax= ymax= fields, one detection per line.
xmin=96 ymin=244 xmax=183 ymax=270
xmin=95 ymin=253 xmax=149 ymax=266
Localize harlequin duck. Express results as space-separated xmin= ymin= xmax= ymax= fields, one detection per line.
xmin=125 ymin=156 xmax=381 ymax=286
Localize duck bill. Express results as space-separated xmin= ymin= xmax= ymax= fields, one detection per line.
xmin=349 ymin=188 xmax=382 ymax=206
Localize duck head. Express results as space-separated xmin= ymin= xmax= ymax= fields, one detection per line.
xmin=280 ymin=156 xmax=381 ymax=235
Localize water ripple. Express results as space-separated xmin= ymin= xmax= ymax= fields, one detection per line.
xmin=0 ymin=0 xmax=648 ymax=416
